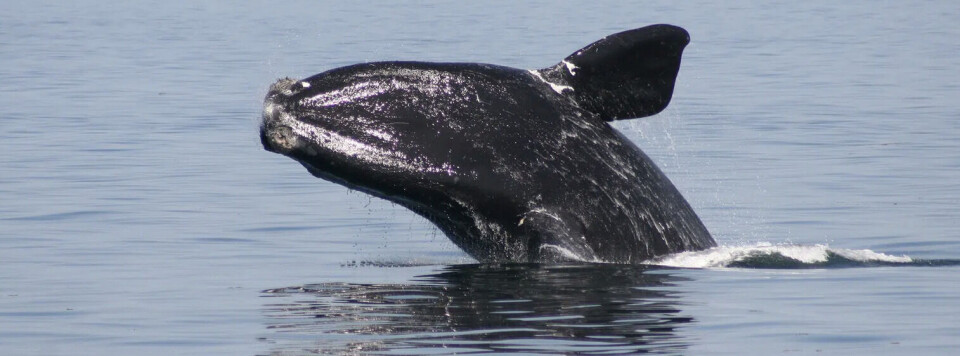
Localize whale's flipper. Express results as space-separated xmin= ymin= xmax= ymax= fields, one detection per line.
xmin=539 ymin=24 xmax=690 ymax=121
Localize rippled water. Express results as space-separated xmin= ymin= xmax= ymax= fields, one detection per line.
xmin=265 ymin=264 xmax=691 ymax=355
xmin=2 ymin=1 xmax=959 ymax=355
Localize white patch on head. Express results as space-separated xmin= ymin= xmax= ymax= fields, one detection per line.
xmin=300 ymin=81 xmax=311 ymax=88
xmin=528 ymin=70 xmax=573 ymax=94
xmin=562 ymin=60 xmax=578 ymax=76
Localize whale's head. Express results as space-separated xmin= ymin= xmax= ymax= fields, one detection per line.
xmin=260 ymin=66 xmax=507 ymax=211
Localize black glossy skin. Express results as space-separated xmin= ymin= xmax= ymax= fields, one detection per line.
xmin=261 ymin=24 xmax=715 ymax=263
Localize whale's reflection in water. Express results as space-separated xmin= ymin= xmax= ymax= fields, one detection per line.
xmin=262 ymin=264 xmax=693 ymax=355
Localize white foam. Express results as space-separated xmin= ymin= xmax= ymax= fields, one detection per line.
xmin=645 ymin=242 xmax=912 ymax=269
xmin=831 ymin=247 xmax=913 ymax=263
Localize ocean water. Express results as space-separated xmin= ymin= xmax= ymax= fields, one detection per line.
xmin=2 ymin=1 xmax=959 ymax=355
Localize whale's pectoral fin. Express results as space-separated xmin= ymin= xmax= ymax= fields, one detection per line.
xmin=539 ymin=24 xmax=689 ymax=121
xmin=520 ymin=211 xmax=597 ymax=263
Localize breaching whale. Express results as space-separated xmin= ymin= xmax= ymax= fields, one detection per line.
xmin=260 ymin=24 xmax=716 ymax=263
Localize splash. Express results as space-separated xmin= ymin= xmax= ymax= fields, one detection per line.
xmin=645 ymin=242 xmax=915 ymax=269
xmin=333 ymin=243 xmax=960 ymax=269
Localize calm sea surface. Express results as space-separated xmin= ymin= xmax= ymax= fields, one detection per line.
xmin=2 ymin=1 xmax=958 ymax=355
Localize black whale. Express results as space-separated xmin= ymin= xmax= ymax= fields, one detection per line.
xmin=260 ymin=24 xmax=715 ymax=263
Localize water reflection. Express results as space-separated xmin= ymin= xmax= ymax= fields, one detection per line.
xmin=261 ymin=264 xmax=693 ymax=355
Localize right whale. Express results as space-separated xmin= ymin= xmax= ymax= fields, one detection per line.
xmin=261 ymin=24 xmax=716 ymax=263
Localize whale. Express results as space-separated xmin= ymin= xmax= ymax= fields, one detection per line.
xmin=260 ymin=24 xmax=715 ymax=263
